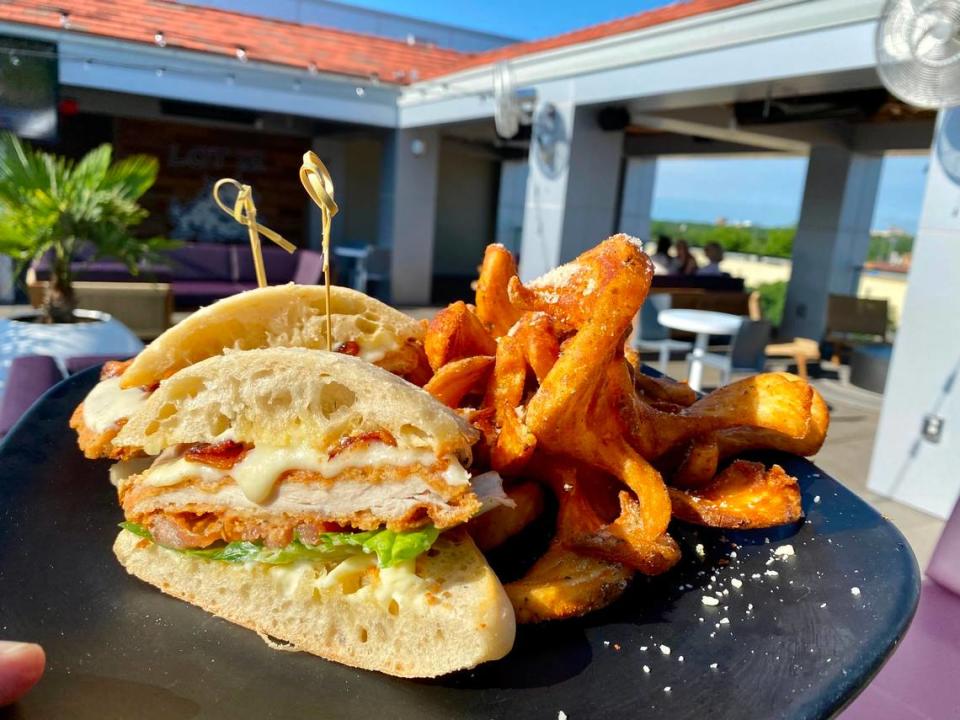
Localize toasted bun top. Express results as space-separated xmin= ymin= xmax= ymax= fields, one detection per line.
xmin=115 ymin=348 xmax=477 ymax=456
xmin=120 ymin=284 xmax=424 ymax=389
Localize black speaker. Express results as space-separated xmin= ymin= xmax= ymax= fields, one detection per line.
xmin=597 ymin=106 xmax=630 ymax=131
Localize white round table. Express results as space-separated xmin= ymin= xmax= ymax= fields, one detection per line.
xmin=657 ymin=309 xmax=743 ymax=391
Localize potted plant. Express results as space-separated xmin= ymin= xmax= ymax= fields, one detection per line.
xmin=0 ymin=133 xmax=174 ymax=377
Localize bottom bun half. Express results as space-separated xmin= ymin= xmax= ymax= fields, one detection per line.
xmin=114 ymin=528 xmax=515 ymax=678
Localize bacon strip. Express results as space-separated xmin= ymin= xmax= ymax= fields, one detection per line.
xmin=184 ymin=440 xmax=251 ymax=470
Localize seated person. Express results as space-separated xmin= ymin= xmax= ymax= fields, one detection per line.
xmin=699 ymin=242 xmax=725 ymax=276
xmin=671 ymin=239 xmax=699 ymax=276
xmin=650 ymin=235 xmax=673 ymax=275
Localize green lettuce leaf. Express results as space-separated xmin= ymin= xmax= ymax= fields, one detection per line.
xmin=118 ymin=522 xmax=439 ymax=568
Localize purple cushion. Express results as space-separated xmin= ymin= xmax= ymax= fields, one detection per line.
xmin=32 ymin=259 xmax=172 ymax=283
xmin=0 ymin=355 xmax=63 ymax=436
xmin=167 ymin=244 xmax=233 ymax=281
xmin=171 ymin=280 xmax=235 ymax=309
xmin=841 ymin=580 xmax=960 ymax=719
xmin=234 ymin=246 xmax=299 ymax=284
xmin=292 ymin=250 xmax=324 ymax=285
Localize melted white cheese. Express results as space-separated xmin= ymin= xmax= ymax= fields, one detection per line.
xmin=144 ymin=443 xmax=469 ymax=505
xmin=82 ymin=377 xmax=150 ymax=434
xmin=109 ymin=457 xmax=155 ymax=488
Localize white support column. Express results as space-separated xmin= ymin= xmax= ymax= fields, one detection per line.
xmin=618 ymin=158 xmax=658 ymax=241
xmin=494 ymin=159 xmax=529 ymax=255
xmin=868 ymin=109 xmax=960 ymax=519
xmin=781 ymin=146 xmax=883 ymax=340
xmin=378 ymin=127 xmax=440 ymax=305
xmin=308 ymin=137 xmax=347 ymax=251
xmin=518 ymin=85 xmax=625 ymax=281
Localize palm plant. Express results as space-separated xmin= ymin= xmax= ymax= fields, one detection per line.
xmin=0 ymin=132 xmax=174 ymax=323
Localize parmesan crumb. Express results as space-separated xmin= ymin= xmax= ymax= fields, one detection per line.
xmin=664 ymin=686 xmax=671 ymax=693
xmin=765 ymin=570 xmax=779 ymax=578
xmin=643 ymin=665 xmax=650 ymax=673
xmin=695 ymin=543 xmax=705 ymax=559
xmin=719 ymin=617 xmax=730 ymax=625
xmin=774 ymin=545 xmax=795 ymax=557
xmin=702 ymin=596 xmax=720 ymax=607
xmin=558 ymin=712 xmax=567 ymax=720
xmin=660 ymin=644 xmax=671 ymax=656
xmin=851 ymin=587 xmax=861 ymax=597
xmin=710 ymin=662 xmax=718 ymax=670
xmin=814 ymin=495 xmax=821 ymax=503
xmin=731 ymin=578 xmax=743 ymax=589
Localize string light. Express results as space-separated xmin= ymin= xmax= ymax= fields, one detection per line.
xmin=59 ymin=11 xmax=70 ymax=29
xmin=355 ymin=86 xmax=365 ymax=97
xmin=154 ymin=31 xmax=166 ymax=48
xmin=235 ymin=47 xmax=248 ymax=62
xmin=308 ymin=61 xmax=318 ymax=75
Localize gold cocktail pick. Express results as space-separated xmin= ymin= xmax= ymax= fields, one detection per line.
xmin=299 ymin=151 xmax=339 ymax=351
xmin=212 ymin=178 xmax=296 ymax=288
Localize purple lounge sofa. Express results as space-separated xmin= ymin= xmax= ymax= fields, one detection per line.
xmin=32 ymin=243 xmax=324 ymax=310
xmin=840 ymin=499 xmax=960 ymax=719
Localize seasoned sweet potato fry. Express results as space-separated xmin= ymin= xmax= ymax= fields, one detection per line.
xmin=424 ymin=301 xmax=497 ymax=371
xmin=669 ymin=460 xmax=803 ymax=529
xmin=713 ymin=385 xmax=830 ymax=459
xmin=533 ymin=452 xmax=680 ymax=575
xmin=510 ymin=312 xmax=560 ymax=384
xmin=634 ymin=372 xmax=697 ymax=407
xmin=504 ymin=542 xmax=634 ymax=624
xmin=423 ymin=355 xmax=494 ymax=408
xmin=467 ymin=481 xmax=545 ymax=551
xmin=486 ymin=336 xmax=537 ymax=475
xmin=622 ymin=373 xmax=820 ymax=460
xmin=685 ymin=373 xmax=813 ymax=440
xmin=475 ymin=244 xmax=523 ymax=337
xmin=671 ymin=438 xmax=720 ymax=488
xmin=508 ymin=235 xmax=653 ymax=332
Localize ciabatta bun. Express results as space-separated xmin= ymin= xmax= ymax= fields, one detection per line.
xmin=115 ymin=348 xmax=478 ymax=457
xmin=120 ymin=284 xmax=425 ymax=389
xmin=113 ymin=528 xmax=516 ymax=678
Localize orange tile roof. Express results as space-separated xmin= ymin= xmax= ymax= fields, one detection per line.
xmin=0 ymin=0 xmax=464 ymax=83
xmin=422 ymin=0 xmax=758 ymax=79
xmin=0 ymin=0 xmax=757 ymax=86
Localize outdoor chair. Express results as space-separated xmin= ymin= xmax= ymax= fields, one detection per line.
xmin=840 ymin=496 xmax=960 ymax=719
xmin=352 ymin=246 xmax=391 ymax=296
xmin=631 ymin=294 xmax=693 ymax=373
xmin=825 ymin=294 xmax=888 ymax=364
xmin=689 ymin=318 xmax=771 ymax=386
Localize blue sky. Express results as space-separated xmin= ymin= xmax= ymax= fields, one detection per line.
xmin=653 ymin=155 xmax=928 ymax=232
xmin=344 ymin=1 xmax=930 ymax=232
xmin=341 ymin=0 xmax=665 ymax=39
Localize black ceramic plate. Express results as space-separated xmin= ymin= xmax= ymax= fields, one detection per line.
xmin=0 ymin=368 xmax=919 ymax=720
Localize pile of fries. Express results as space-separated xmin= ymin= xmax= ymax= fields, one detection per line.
xmin=419 ymin=235 xmax=829 ymax=623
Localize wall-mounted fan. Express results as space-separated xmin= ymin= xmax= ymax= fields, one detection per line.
xmin=876 ymin=0 xmax=960 ymax=108
xmin=492 ymin=62 xmax=535 ymax=139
